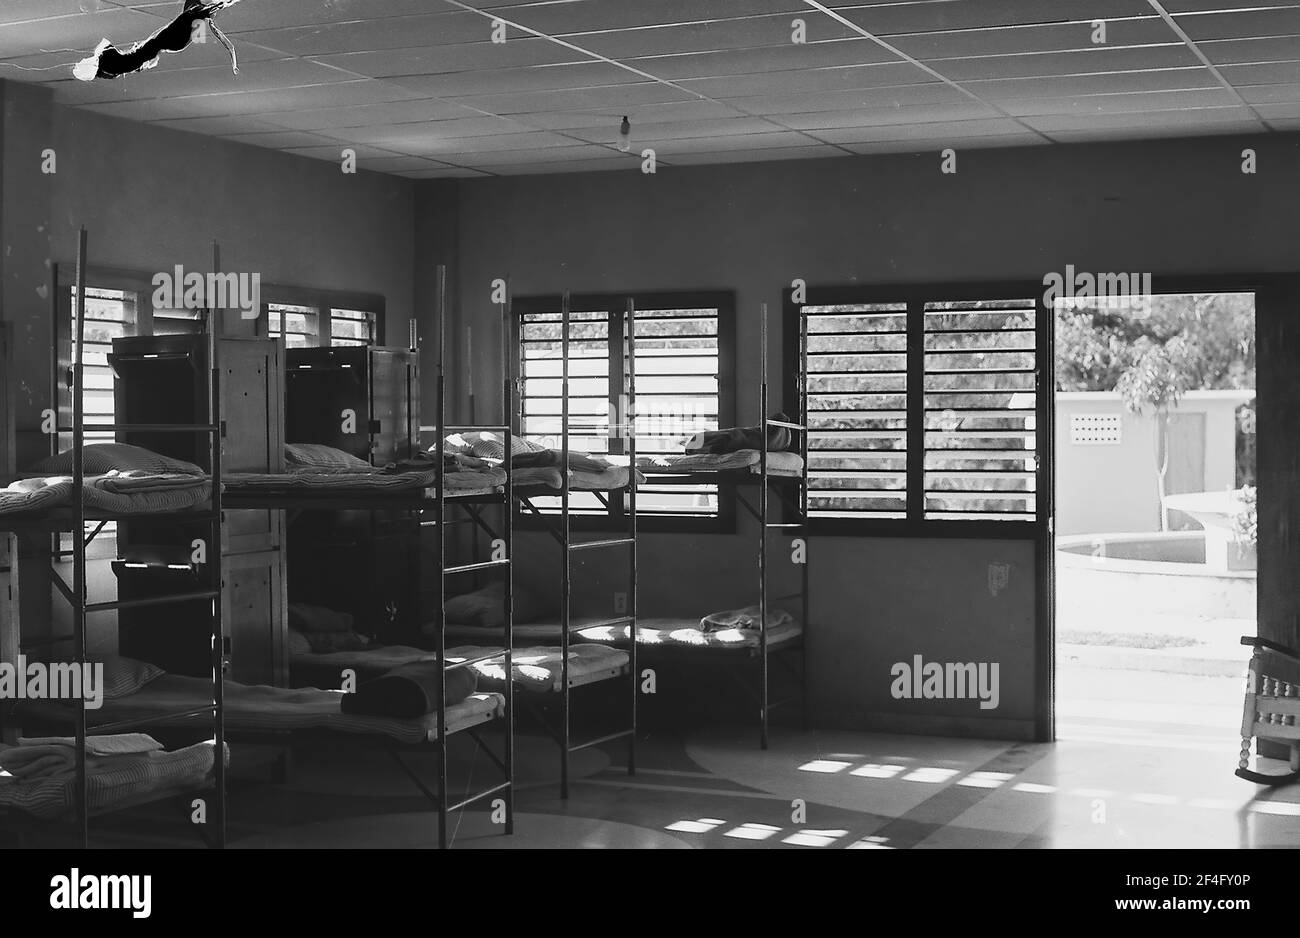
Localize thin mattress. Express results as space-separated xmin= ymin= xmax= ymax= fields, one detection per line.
xmin=636 ymin=450 xmax=803 ymax=477
xmin=291 ymin=643 xmax=629 ymax=693
xmin=20 ymin=674 xmax=505 ymax=744
xmin=224 ymin=467 xmax=505 ymax=498
xmin=512 ymin=465 xmax=641 ymax=492
xmin=441 ymin=616 xmax=803 ymax=653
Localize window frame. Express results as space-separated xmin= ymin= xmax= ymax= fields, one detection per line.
xmin=260 ymin=284 xmax=386 ymax=348
xmin=512 ymin=290 xmax=737 ymax=535
xmin=785 ymin=281 xmax=1052 ymax=541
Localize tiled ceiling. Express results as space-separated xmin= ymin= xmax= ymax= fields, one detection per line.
xmin=1 ymin=0 xmax=1298 ymax=177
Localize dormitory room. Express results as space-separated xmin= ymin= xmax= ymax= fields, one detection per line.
xmin=0 ymin=0 xmax=1298 ymax=864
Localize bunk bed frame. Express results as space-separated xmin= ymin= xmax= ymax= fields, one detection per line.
xmin=509 ymin=291 xmax=639 ymax=799
xmin=634 ymin=303 xmax=810 ymax=749
xmin=225 ymin=266 xmax=516 ymax=850
xmin=0 ymin=228 xmax=228 ymax=847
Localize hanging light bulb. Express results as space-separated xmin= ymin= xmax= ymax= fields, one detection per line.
xmin=618 ymin=115 xmax=631 ymax=153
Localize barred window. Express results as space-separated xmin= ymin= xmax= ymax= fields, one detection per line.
xmin=797 ymin=291 xmax=1040 ymax=527
xmin=268 ymin=303 xmax=321 ymax=348
xmin=516 ymin=293 xmax=731 ymax=526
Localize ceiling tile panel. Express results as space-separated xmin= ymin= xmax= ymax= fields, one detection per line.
xmin=963 ymin=68 xmax=1222 ymax=100
xmin=1174 ymin=7 xmax=1300 ymax=41
xmin=1201 ymin=36 xmax=1300 ymax=65
xmin=844 ymin=133 xmax=1050 ymax=154
xmin=1220 ymin=61 xmax=1300 ymax=85
xmin=1022 ymin=105 xmax=1257 ymax=131
xmin=232 ymin=12 xmax=489 ymax=56
xmin=930 ymin=44 xmax=1204 ymax=80
xmin=500 ymin=0 xmax=807 ymax=35
xmin=446 ymin=82 xmax=696 ymax=114
xmin=1001 ymin=87 xmax=1241 ymax=116
xmin=676 ymin=61 xmax=936 ymax=98
xmin=836 ymin=0 xmax=1154 ymax=35
xmin=782 ymin=100 xmax=1003 ymax=128
xmin=818 ymin=117 xmax=1032 ymax=143
xmin=627 ymin=38 xmax=899 ymax=80
xmin=310 ymin=39 xmax=584 ymax=78
xmin=252 ymin=99 xmax=487 ymax=132
xmin=891 ymin=18 xmax=1179 ymax=59
xmin=574 ymin=14 xmax=862 ymax=59
xmin=723 ymin=82 xmax=969 ymax=115
xmin=385 ymin=61 xmax=644 ymax=97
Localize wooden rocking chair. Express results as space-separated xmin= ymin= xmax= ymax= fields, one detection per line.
xmin=1237 ymin=636 xmax=1300 ymax=785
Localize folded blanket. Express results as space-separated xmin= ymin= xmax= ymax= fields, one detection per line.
xmin=340 ymin=660 xmax=478 ymax=718
xmin=18 ymin=733 xmax=162 ymax=755
xmin=0 ymin=739 xmax=223 ymax=821
xmin=684 ymin=414 xmax=795 ymax=455
xmin=0 ymin=749 xmax=72 ymax=780
xmin=0 ymin=472 xmax=211 ymax=517
xmin=700 ymin=605 xmax=794 ymax=633
xmin=0 ymin=734 xmax=165 ymax=780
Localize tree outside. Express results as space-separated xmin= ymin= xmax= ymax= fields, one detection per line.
xmin=1055 ymin=293 xmax=1256 ymax=534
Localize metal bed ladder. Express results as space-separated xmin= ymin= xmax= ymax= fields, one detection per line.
xmin=54 ymin=229 xmax=227 ymax=847
xmin=429 ymin=265 xmax=514 ymax=848
xmin=756 ymin=302 xmax=809 ymax=750
xmin=552 ymin=293 xmax=639 ymax=799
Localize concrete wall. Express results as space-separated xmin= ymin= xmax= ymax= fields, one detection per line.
xmin=1056 ymin=390 xmax=1254 ymax=536
xmin=427 ymin=130 xmax=1300 ymax=740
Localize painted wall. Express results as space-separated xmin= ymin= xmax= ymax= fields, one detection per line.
xmin=1056 ymin=390 xmax=1254 ymax=536
xmin=429 ymin=130 xmax=1300 ymax=740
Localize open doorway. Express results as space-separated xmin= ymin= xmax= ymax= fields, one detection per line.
xmin=1052 ymin=291 xmax=1256 ymax=747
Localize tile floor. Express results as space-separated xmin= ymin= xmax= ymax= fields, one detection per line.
xmin=33 ymin=658 xmax=1300 ymax=849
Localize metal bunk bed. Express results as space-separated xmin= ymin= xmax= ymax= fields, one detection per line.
xmin=0 ymin=228 xmax=227 ymax=846
xmin=510 ymin=291 xmax=639 ymax=799
xmin=634 ymin=303 xmax=810 ymax=749
xmin=224 ymin=265 xmax=515 ymax=850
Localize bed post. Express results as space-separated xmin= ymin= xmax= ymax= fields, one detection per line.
xmin=0 ymin=533 xmax=17 ymax=747
xmin=626 ymin=297 xmax=638 ymax=777
xmin=0 ymin=322 xmax=16 ymax=746
xmin=560 ymin=289 xmax=572 ymax=799
xmin=71 ymin=226 xmax=89 ymax=847
xmin=798 ymin=301 xmax=810 ymax=730
xmin=434 ymin=264 xmax=449 ymax=849
xmin=208 ymin=239 xmax=227 ymax=849
xmin=759 ymin=303 xmax=770 ymax=750
xmin=501 ymin=281 xmax=515 ymax=836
